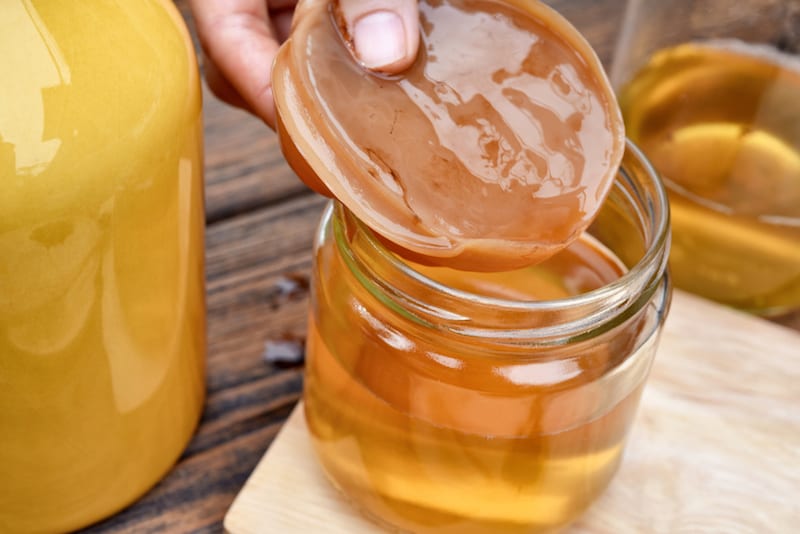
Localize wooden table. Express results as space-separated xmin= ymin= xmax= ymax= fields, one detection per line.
xmin=85 ymin=1 xmax=798 ymax=532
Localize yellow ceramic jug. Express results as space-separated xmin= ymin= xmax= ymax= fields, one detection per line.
xmin=0 ymin=1 xmax=206 ymax=531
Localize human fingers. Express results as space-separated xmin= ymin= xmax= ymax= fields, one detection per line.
xmin=190 ymin=0 xmax=284 ymax=126
xmin=336 ymin=0 xmax=420 ymax=73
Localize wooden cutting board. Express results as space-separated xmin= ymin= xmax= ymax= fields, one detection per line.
xmin=223 ymin=291 xmax=800 ymax=533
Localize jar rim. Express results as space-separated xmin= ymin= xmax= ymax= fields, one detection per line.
xmin=327 ymin=139 xmax=671 ymax=343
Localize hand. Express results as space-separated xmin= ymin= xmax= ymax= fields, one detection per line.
xmin=190 ymin=0 xmax=421 ymax=128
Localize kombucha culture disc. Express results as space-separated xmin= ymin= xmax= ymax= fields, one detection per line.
xmin=273 ymin=0 xmax=625 ymax=271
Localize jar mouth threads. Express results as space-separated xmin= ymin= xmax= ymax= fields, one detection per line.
xmin=327 ymin=140 xmax=671 ymax=346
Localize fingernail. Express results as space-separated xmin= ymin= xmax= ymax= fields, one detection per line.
xmin=353 ymin=11 xmax=407 ymax=70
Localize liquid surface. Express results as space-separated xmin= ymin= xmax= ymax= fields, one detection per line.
xmin=305 ymin=220 xmax=660 ymax=533
xmin=274 ymin=0 xmax=625 ymax=271
xmin=620 ymin=41 xmax=800 ymax=314
xmin=0 ymin=2 xmax=205 ymax=531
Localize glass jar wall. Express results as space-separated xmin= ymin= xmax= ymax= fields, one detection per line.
xmin=304 ymin=142 xmax=671 ymax=533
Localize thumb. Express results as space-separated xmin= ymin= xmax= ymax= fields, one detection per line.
xmin=336 ymin=0 xmax=420 ymax=73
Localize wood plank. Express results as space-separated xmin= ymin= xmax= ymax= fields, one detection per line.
xmin=202 ymin=86 xmax=311 ymax=224
xmin=205 ymin=195 xmax=327 ymax=392
xmin=224 ymin=291 xmax=800 ymax=533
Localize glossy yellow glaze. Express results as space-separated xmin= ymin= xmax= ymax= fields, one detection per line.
xmin=0 ymin=1 xmax=206 ymax=531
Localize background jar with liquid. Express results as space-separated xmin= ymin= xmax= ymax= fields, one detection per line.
xmin=0 ymin=1 xmax=206 ymax=531
xmin=304 ymin=144 xmax=671 ymax=534
xmin=610 ymin=0 xmax=800 ymax=319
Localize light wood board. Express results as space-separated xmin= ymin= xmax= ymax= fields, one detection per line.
xmin=224 ymin=291 xmax=800 ymax=533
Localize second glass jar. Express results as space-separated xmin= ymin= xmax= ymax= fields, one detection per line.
xmin=612 ymin=0 xmax=800 ymax=317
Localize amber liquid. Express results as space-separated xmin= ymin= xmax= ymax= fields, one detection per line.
xmin=619 ymin=41 xmax=800 ymax=315
xmin=305 ymin=233 xmax=657 ymax=533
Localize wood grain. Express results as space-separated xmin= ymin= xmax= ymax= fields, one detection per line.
xmin=202 ymin=87 xmax=311 ymax=224
xmin=224 ymin=291 xmax=800 ymax=534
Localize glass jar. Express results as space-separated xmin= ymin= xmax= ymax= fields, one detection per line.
xmin=611 ymin=0 xmax=800 ymax=318
xmin=0 ymin=1 xmax=205 ymax=532
xmin=304 ymin=142 xmax=671 ymax=534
